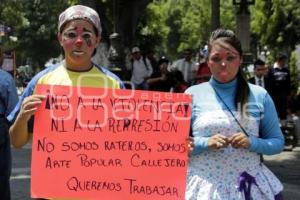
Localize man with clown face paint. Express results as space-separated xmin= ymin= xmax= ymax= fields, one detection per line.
xmin=8 ymin=5 xmax=124 ymax=199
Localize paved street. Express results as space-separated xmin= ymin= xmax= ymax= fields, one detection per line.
xmin=11 ymin=142 xmax=31 ymax=200
xmin=10 ymin=143 xmax=300 ymax=200
xmin=264 ymin=147 xmax=300 ymax=200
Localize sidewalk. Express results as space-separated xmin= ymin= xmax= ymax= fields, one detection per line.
xmin=264 ymin=146 xmax=300 ymax=200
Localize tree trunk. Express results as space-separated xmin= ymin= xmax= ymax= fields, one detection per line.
xmin=79 ymin=0 xmax=151 ymax=74
xmin=115 ymin=0 xmax=150 ymax=47
xmin=211 ymin=0 xmax=220 ymax=31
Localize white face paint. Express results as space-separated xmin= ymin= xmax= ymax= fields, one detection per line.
xmin=58 ymin=19 xmax=100 ymax=71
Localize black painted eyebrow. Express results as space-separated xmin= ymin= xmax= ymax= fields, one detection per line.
xmin=82 ymin=27 xmax=92 ymax=33
xmin=64 ymin=27 xmax=93 ymax=33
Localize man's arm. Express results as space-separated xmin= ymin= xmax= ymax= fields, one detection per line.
xmin=9 ymin=95 xmax=45 ymax=148
xmin=6 ymin=81 xmax=19 ymax=116
xmin=9 ymin=114 xmax=31 ymax=148
xmin=168 ymin=59 xmax=180 ymax=72
xmin=145 ymin=58 xmax=153 ymax=78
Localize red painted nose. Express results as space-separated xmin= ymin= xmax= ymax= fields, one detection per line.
xmin=75 ymin=37 xmax=83 ymax=46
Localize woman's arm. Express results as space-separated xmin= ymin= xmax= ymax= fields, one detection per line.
xmin=191 ymin=135 xmax=210 ymax=155
xmin=249 ymin=93 xmax=284 ymax=155
xmin=191 ymin=133 xmax=230 ymax=155
xmin=147 ymin=75 xmax=166 ymax=85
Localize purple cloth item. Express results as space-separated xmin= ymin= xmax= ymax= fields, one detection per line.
xmin=238 ymin=171 xmax=258 ymax=200
xmin=239 ymin=171 xmax=284 ymax=200
xmin=275 ymin=192 xmax=284 ymax=200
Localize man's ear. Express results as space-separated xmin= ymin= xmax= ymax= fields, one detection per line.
xmin=57 ymin=32 xmax=63 ymax=46
xmin=95 ymin=36 xmax=101 ymax=48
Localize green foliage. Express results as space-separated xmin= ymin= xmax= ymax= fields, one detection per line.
xmin=251 ymin=0 xmax=300 ymax=55
xmin=251 ymin=0 xmax=300 ymax=89
xmin=16 ymin=0 xmax=72 ymax=69
xmin=0 ymin=2 xmax=24 ymax=29
xmin=0 ymin=0 xmax=114 ymax=71
xmin=289 ymin=52 xmax=300 ymax=88
xmin=136 ymin=1 xmax=170 ymax=54
xmin=139 ymin=0 xmax=208 ymax=58
xmin=0 ymin=0 xmax=24 ymax=51
xmin=0 ymin=0 xmax=77 ymax=71
xmin=166 ymin=0 xmax=212 ymax=57
xmin=220 ymin=0 xmax=236 ymax=30
xmin=165 ymin=2 xmax=184 ymax=58
xmin=5 ymin=0 xmax=299 ymax=76
xmin=141 ymin=0 xmax=235 ymax=59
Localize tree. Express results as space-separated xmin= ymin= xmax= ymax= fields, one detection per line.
xmin=251 ymin=0 xmax=300 ymax=87
xmin=251 ymin=0 xmax=300 ymax=56
xmin=0 ymin=0 xmax=24 ymax=51
xmin=16 ymin=0 xmax=72 ymax=70
xmin=140 ymin=0 xmax=213 ymax=58
xmin=140 ymin=0 xmax=235 ymax=59
xmin=211 ymin=0 xmax=220 ymax=31
xmin=1 ymin=0 xmax=240 ymax=71
xmin=0 ymin=0 xmax=76 ymax=70
xmin=1 ymin=0 xmax=152 ymax=71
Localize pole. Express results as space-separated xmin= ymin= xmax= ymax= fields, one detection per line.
xmin=13 ymin=50 xmax=16 ymax=78
xmin=211 ymin=0 xmax=220 ymax=31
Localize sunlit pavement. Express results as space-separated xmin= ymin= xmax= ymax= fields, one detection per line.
xmin=264 ymin=146 xmax=300 ymax=200
xmin=10 ymin=142 xmax=31 ymax=200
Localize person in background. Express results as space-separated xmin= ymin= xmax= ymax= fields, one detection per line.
xmin=8 ymin=5 xmax=124 ymax=200
xmin=130 ymin=46 xmax=153 ymax=90
xmin=287 ymin=85 xmax=300 ymax=145
xmin=194 ymin=49 xmax=211 ymax=84
xmin=248 ymin=59 xmax=272 ymax=93
xmin=185 ymin=28 xmax=284 ymax=200
xmin=170 ymin=70 xmax=189 ymax=93
xmin=147 ymin=56 xmax=174 ymax=92
xmin=169 ymin=48 xmax=198 ymax=85
xmin=287 ymin=86 xmax=300 ymax=116
xmin=145 ymin=49 xmax=159 ymax=78
xmin=0 ymin=47 xmax=19 ymax=200
xmin=268 ymin=54 xmax=291 ymax=121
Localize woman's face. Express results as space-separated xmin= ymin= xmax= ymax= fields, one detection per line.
xmin=208 ymin=40 xmax=241 ymax=83
xmin=58 ymin=19 xmax=100 ymax=70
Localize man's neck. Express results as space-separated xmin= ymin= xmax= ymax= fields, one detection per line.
xmin=274 ymin=62 xmax=284 ymax=69
xmin=64 ymin=60 xmax=93 ymax=72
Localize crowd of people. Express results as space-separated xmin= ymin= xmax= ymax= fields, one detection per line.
xmin=127 ymin=43 xmax=300 ymax=125
xmin=126 ymin=45 xmax=211 ymax=93
xmin=0 ymin=3 xmax=299 ymax=200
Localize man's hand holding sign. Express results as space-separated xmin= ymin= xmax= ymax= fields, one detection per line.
xmin=31 ymin=85 xmax=191 ymax=200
